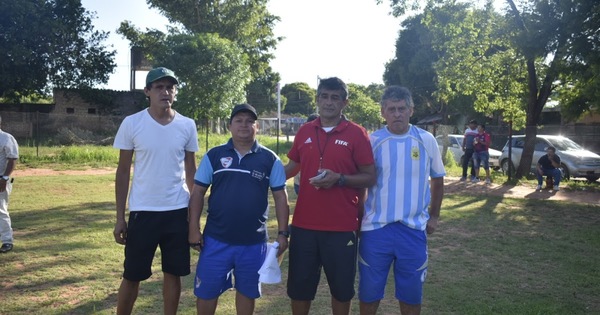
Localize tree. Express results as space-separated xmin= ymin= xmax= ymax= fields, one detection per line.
xmin=280 ymin=83 xmax=315 ymax=115
xmin=146 ymin=0 xmax=281 ymax=113
xmin=381 ymin=0 xmax=600 ymax=179
xmin=117 ymin=23 xmax=250 ymax=123
xmin=345 ymin=84 xmax=382 ymax=130
xmin=0 ymin=0 xmax=116 ymax=100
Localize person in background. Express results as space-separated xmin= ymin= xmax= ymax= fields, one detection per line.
xmin=188 ymin=103 xmax=290 ymax=315
xmin=285 ymin=77 xmax=376 ymax=315
xmin=536 ymin=146 xmax=562 ymax=191
xmin=472 ymin=124 xmax=492 ymax=184
xmin=461 ymin=119 xmax=478 ymax=182
xmin=293 ymin=113 xmax=319 ymax=195
xmin=0 ymin=114 xmax=19 ymax=254
xmin=113 ymin=67 xmax=198 ymax=315
xmin=359 ymin=86 xmax=445 ymax=315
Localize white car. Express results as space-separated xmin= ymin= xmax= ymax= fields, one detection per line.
xmin=436 ymin=134 xmax=501 ymax=169
xmin=499 ymin=135 xmax=600 ymax=181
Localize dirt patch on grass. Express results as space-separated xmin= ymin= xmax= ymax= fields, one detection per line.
xmin=444 ymin=176 xmax=599 ymax=206
xmin=11 ymin=168 xmax=599 ymax=205
xmin=12 ymin=167 xmax=115 ymax=177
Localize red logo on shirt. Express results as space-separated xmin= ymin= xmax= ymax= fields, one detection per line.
xmin=220 ymin=157 xmax=233 ymax=168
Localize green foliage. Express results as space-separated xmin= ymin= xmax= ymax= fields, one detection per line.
xmin=380 ymin=0 xmax=600 ymax=178
xmin=145 ymin=0 xmax=282 ymax=115
xmin=245 ymin=72 xmax=281 ymax=114
xmin=159 ymin=33 xmax=251 ymax=121
xmin=0 ymin=0 xmax=116 ymax=100
xmin=281 ymin=82 xmax=315 ymax=115
xmin=345 ymin=84 xmax=383 ymax=130
xmin=384 ymin=13 xmax=443 ymax=119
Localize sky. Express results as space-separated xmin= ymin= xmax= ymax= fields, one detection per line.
xmin=80 ymin=0 xmax=400 ymax=91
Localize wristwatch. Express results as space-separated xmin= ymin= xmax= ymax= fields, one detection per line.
xmin=278 ymin=231 xmax=290 ymax=238
xmin=337 ymin=173 xmax=346 ymax=186
xmin=1 ymin=176 xmax=9 ymax=181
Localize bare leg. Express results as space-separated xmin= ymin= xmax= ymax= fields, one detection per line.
xmin=291 ymin=299 xmax=311 ymax=315
xmin=163 ymin=273 xmax=181 ymax=315
xmin=197 ymin=297 xmax=219 ymax=315
xmin=235 ymin=291 xmax=255 ymax=315
xmin=117 ymin=278 xmax=139 ymax=315
xmin=359 ymin=300 xmax=380 ymax=315
xmin=331 ymin=297 xmax=351 ymax=315
xmin=399 ymin=301 xmax=421 ymax=315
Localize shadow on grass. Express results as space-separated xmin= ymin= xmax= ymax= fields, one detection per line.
xmin=427 ymin=194 xmax=600 ymax=314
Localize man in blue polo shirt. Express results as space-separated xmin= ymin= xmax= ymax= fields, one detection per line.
xmin=188 ymin=103 xmax=290 ymax=315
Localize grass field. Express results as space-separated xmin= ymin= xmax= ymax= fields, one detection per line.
xmin=1 ymin=170 xmax=599 ymax=314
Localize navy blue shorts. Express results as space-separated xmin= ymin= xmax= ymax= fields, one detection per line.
xmin=358 ymin=222 xmax=428 ymax=305
xmin=122 ymin=208 xmax=190 ymax=281
xmin=286 ymin=226 xmax=357 ymax=302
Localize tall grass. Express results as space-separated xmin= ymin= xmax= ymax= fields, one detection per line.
xmin=17 ymin=134 xmax=294 ymax=169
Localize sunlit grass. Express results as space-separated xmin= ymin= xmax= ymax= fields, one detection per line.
xmin=1 ymin=173 xmax=599 ymax=314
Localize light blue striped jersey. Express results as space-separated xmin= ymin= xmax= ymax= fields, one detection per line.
xmin=362 ymin=125 xmax=446 ymax=232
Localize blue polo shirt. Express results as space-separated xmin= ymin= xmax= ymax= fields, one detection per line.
xmin=195 ymin=138 xmax=286 ymax=245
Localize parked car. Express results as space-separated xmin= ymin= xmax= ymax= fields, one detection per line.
xmin=499 ymin=135 xmax=600 ymax=181
xmin=436 ymin=134 xmax=501 ymax=169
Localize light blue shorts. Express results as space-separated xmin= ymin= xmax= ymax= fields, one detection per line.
xmin=194 ymin=236 xmax=266 ymax=300
xmin=358 ymin=222 xmax=428 ymax=305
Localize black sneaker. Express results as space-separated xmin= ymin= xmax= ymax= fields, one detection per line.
xmin=0 ymin=243 xmax=13 ymax=253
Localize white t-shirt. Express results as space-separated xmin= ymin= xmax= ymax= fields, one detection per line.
xmin=113 ymin=109 xmax=199 ymax=211
xmin=0 ymin=130 xmax=19 ymax=174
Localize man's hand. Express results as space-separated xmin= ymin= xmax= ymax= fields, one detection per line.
xmin=189 ymin=230 xmax=204 ymax=252
xmin=0 ymin=180 xmax=6 ymax=193
xmin=113 ymin=220 xmax=128 ymax=245
xmin=309 ymin=169 xmax=338 ymax=189
xmin=426 ymin=217 xmax=439 ymax=235
xmin=276 ymin=235 xmax=289 ymax=257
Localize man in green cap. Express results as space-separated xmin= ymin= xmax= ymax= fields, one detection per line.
xmin=113 ymin=67 xmax=199 ymax=315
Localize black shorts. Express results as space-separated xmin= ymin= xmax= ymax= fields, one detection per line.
xmin=286 ymin=226 xmax=357 ymax=302
xmin=122 ymin=208 xmax=190 ymax=281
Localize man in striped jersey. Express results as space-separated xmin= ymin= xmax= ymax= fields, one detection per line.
xmin=358 ymin=86 xmax=445 ymax=315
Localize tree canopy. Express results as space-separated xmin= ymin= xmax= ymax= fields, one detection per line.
xmin=381 ymin=0 xmax=600 ymax=178
xmin=144 ymin=0 xmax=281 ymax=114
xmin=0 ymin=0 xmax=116 ymax=101
xmin=280 ymin=82 xmax=315 ymax=116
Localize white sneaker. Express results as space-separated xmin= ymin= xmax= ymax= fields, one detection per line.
xmin=485 ymin=178 xmax=491 ymax=184
xmin=553 ymin=185 xmax=560 ymax=191
xmin=536 ymin=184 xmax=542 ymax=190
xmin=471 ymin=177 xmax=480 ymax=183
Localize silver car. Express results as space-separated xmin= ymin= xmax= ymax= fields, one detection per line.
xmin=499 ymin=135 xmax=600 ymax=181
xmin=436 ymin=134 xmax=501 ymax=169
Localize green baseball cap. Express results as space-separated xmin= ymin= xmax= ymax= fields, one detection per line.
xmin=146 ymin=67 xmax=179 ymax=86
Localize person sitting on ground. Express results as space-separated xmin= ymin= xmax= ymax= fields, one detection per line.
xmin=536 ymin=146 xmax=562 ymax=191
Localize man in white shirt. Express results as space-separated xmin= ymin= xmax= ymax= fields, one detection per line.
xmin=0 ymin=115 xmax=18 ymax=254
xmin=112 ymin=67 xmax=198 ymax=315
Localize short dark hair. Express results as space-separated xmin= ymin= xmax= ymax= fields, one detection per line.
xmin=546 ymin=146 xmax=556 ymax=153
xmin=317 ymin=77 xmax=348 ymax=100
xmin=479 ymin=124 xmax=486 ymax=129
xmin=469 ymin=119 xmax=478 ymax=124
xmin=380 ymin=86 xmax=413 ymax=108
